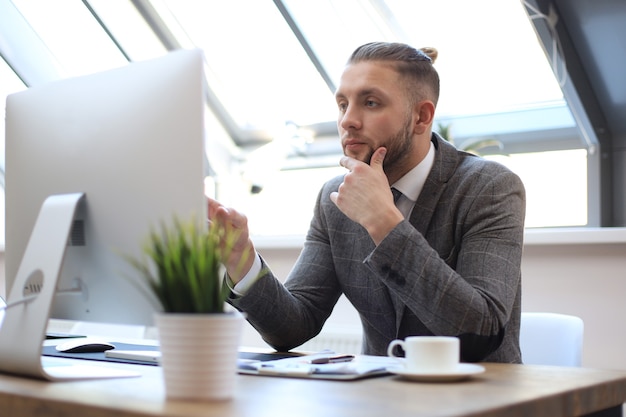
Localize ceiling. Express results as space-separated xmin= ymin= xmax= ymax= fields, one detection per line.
xmin=0 ymin=0 xmax=575 ymax=158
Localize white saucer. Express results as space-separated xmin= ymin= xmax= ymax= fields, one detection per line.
xmin=387 ymin=364 xmax=485 ymax=382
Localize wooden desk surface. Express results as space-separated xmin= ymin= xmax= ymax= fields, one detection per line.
xmin=1 ymin=359 xmax=626 ymax=417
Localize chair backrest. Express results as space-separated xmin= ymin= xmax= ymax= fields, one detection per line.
xmin=520 ymin=312 xmax=584 ymax=367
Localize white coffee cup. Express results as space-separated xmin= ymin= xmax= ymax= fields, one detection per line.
xmin=387 ymin=336 xmax=460 ymax=373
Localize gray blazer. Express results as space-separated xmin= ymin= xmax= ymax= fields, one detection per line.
xmin=230 ymin=134 xmax=525 ymax=363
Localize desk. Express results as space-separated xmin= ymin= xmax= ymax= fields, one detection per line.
xmin=1 ymin=359 xmax=626 ymax=417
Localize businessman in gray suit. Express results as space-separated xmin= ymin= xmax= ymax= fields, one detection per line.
xmin=209 ymin=42 xmax=525 ymax=363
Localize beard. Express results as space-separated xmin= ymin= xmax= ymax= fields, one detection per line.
xmin=359 ymin=114 xmax=415 ymax=171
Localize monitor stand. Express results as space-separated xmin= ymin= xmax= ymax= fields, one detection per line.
xmin=0 ymin=193 xmax=139 ymax=381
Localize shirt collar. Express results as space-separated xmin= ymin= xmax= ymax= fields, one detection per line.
xmin=391 ymin=140 xmax=435 ymax=202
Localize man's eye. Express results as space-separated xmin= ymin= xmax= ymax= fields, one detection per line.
xmin=338 ymin=102 xmax=347 ymax=112
xmin=366 ymin=100 xmax=378 ymax=107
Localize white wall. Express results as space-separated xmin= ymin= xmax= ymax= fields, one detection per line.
xmin=2 ymin=229 xmax=625 ymax=370
xmin=521 ymin=241 xmax=626 ymax=370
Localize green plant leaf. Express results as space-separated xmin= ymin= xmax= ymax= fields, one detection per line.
xmin=122 ymin=214 xmax=242 ymax=314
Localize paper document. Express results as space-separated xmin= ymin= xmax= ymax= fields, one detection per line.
xmin=238 ymin=352 xmax=395 ymax=380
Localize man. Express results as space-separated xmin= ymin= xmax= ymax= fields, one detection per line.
xmin=209 ymin=42 xmax=525 ymax=363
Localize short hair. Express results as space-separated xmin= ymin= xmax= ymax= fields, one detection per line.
xmin=347 ymin=42 xmax=440 ymax=106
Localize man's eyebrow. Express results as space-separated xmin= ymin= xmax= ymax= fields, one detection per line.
xmin=360 ymin=88 xmax=385 ymax=97
xmin=335 ymin=87 xmax=386 ymax=100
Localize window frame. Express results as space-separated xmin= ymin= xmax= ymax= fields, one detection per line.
xmin=0 ymin=0 xmax=614 ymax=230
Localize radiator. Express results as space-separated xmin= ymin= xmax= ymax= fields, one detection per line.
xmin=299 ymin=330 xmax=362 ymax=355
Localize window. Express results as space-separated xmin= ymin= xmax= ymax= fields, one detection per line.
xmin=487 ymin=149 xmax=587 ymax=228
xmin=0 ymin=57 xmax=28 ymax=247
xmin=11 ymin=0 xmax=129 ymax=78
xmin=225 ymin=0 xmax=588 ymax=236
xmin=0 ymin=0 xmax=598 ymax=243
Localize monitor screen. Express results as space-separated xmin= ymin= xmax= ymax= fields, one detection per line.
xmin=4 ymin=49 xmax=207 ymax=327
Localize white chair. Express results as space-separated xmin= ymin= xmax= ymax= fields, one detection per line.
xmin=520 ymin=312 xmax=584 ymax=367
xmin=0 ymin=297 xmax=5 ymax=325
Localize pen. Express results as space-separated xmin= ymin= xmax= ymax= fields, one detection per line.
xmin=309 ymin=354 xmax=355 ymax=364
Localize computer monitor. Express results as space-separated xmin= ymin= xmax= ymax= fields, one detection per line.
xmin=0 ymin=49 xmax=207 ymax=380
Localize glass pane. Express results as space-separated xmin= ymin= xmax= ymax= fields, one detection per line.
xmin=0 ymin=58 xmax=29 ymax=247
xmin=244 ymin=166 xmax=346 ymax=236
xmin=12 ymin=0 xmax=128 ymax=78
xmin=382 ymin=0 xmax=564 ymax=117
xmin=87 ymin=0 xmax=168 ymax=61
xmin=487 ymin=149 xmax=588 ymax=228
xmin=231 ymin=1 xmax=584 ymax=234
xmin=282 ymin=0 xmax=401 ymax=84
xmin=152 ymin=0 xmax=336 ymax=130
xmin=243 ymin=149 xmax=588 ymax=237
xmin=0 ymin=58 xmax=28 ymax=170
xmin=287 ymin=0 xmax=564 ymax=119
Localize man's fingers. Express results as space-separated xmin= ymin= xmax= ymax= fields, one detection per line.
xmin=208 ymin=199 xmax=247 ymax=231
xmin=369 ymin=147 xmax=387 ymax=171
xmin=339 ymin=156 xmax=356 ymax=171
xmin=207 ymin=197 xmax=223 ymax=218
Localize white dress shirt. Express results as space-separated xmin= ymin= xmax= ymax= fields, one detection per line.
xmin=390 ymin=140 xmax=435 ymax=218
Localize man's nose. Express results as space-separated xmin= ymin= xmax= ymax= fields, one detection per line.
xmin=339 ymin=105 xmax=361 ymax=130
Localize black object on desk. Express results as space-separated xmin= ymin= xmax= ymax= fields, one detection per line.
xmin=45 ymin=332 xmax=86 ymax=340
xmin=42 ymin=342 xmax=299 ymax=366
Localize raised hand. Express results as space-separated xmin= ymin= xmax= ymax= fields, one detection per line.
xmin=207 ymin=198 xmax=256 ymax=283
xmin=330 ymin=147 xmax=404 ymax=245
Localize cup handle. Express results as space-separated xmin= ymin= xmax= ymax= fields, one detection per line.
xmin=387 ymin=339 xmax=405 ymax=358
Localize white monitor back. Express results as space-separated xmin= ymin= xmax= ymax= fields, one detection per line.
xmin=4 ymin=48 xmax=207 ymax=327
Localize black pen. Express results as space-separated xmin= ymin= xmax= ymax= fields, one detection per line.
xmin=309 ymin=354 xmax=355 ymax=364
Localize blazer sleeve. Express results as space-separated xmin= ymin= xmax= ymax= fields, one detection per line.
xmin=227 ymin=189 xmax=343 ymax=352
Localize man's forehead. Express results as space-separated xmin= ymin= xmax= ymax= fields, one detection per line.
xmin=336 ymin=61 xmax=400 ymax=96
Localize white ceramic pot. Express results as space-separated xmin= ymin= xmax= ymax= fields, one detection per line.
xmin=155 ymin=311 xmax=244 ymax=401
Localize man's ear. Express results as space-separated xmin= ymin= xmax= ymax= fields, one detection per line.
xmin=413 ymin=100 xmax=435 ymax=135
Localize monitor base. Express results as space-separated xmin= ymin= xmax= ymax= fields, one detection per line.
xmin=0 ymin=193 xmax=139 ymax=381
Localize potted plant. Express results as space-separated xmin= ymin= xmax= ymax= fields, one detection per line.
xmin=125 ymin=215 xmax=246 ymax=402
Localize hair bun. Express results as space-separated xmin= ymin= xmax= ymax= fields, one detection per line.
xmin=420 ymin=47 xmax=438 ymax=64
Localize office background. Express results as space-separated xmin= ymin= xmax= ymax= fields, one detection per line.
xmin=1 ymin=0 xmax=625 ymax=369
